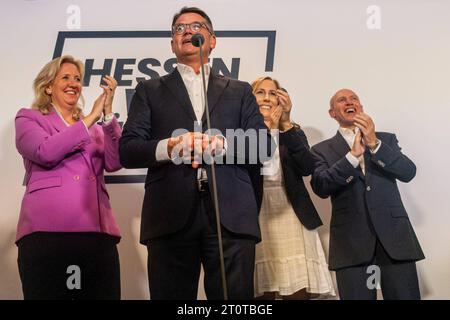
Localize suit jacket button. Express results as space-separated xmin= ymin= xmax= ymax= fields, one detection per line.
xmin=74 ymin=175 xmax=80 ymax=181
xmin=366 ymin=186 xmax=371 ymax=191
xmin=89 ymin=176 xmax=96 ymax=181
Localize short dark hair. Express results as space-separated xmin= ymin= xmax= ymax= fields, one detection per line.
xmin=171 ymin=7 xmax=214 ymax=35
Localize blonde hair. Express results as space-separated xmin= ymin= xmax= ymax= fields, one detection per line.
xmin=250 ymin=76 xmax=281 ymax=93
xmin=32 ymin=55 xmax=85 ymax=118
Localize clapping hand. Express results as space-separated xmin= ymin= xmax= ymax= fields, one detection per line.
xmin=353 ymin=112 xmax=378 ymax=150
xmin=277 ymin=89 xmax=294 ymax=131
xmin=100 ymin=75 xmax=117 ymax=116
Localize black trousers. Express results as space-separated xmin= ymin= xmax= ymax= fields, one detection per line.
xmin=147 ymin=189 xmax=257 ymax=300
xmin=335 ymin=240 xmax=421 ymax=300
xmin=17 ymin=232 xmax=120 ymax=300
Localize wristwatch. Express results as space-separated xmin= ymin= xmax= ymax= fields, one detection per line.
xmin=103 ymin=113 xmax=115 ymax=122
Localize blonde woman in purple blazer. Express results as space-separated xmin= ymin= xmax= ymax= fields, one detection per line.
xmin=15 ymin=55 xmax=122 ymax=299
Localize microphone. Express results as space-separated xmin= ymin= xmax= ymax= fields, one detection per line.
xmin=194 ymin=32 xmax=229 ymax=300
xmin=191 ymin=33 xmax=205 ymax=47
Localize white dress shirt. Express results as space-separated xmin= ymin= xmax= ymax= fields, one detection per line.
xmin=155 ymin=63 xmax=210 ymax=162
xmin=261 ymin=130 xmax=282 ymax=181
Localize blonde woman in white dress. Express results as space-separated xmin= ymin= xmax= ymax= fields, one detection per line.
xmin=251 ymin=77 xmax=335 ymax=299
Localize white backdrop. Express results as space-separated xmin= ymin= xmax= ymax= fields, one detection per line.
xmin=1 ymin=0 xmax=449 ymax=299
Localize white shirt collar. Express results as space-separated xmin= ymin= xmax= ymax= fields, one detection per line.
xmin=338 ymin=126 xmax=357 ymax=136
xmin=176 ymin=63 xmax=211 ymax=123
xmin=338 ymin=126 xmax=359 ymax=148
xmin=177 ymin=63 xmax=210 ymax=79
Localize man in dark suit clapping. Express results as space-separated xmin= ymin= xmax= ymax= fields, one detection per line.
xmin=310 ymin=88 xmax=424 ymax=299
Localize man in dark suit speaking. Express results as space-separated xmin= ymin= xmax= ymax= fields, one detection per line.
xmin=119 ymin=7 xmax=270 ymax=299
xmin=310 ymin=88 xmax=424 ymax=299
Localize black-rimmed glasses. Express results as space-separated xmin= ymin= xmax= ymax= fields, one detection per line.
xmin=172 ymin=22 xmax=212 ymax=35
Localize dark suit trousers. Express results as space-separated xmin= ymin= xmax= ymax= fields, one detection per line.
xmin=335 ymin=240 xmax=420 ymax=300
xmin=146 ymin=188 xmax=257 ymax=300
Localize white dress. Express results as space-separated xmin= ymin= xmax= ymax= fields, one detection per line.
xmin=255 ymin=150 xmax=336 ymax=298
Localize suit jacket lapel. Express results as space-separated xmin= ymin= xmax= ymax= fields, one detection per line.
xmin=48 ymin=108 xmax=69 ymax=133
xmin=49 ymin=108 xmax=96 ymax=174
xmin=331 ymin=131 xmax=364 ymax=179
xmin=201 ymin=73 xmax=229 ymax=124
xmin=279 ymin=143 xmax=288 ymax=177
xmin=330 ymin=131 xmax=350 ymax=158
xmin=161 ymin=68 xmax=197 ymax=122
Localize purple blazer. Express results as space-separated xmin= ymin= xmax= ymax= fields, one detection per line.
xmin=15 ymin=107 xmax=122 ymax=242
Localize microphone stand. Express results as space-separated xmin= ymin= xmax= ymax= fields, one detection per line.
xmin=196 ymin=35 xmax=228 ymax=300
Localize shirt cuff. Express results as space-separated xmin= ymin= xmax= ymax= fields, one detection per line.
xmin=345 ymin=152 xmax=360 ymax=168
xmin=370 ymin=140 xmax=382 ymax=154
xmin=156 ymin=138 xmax=172 ymax=162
